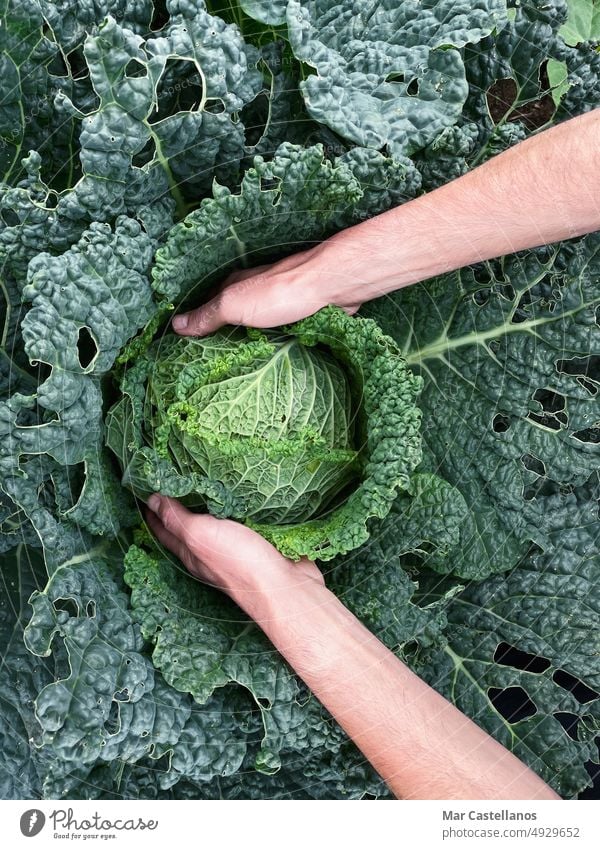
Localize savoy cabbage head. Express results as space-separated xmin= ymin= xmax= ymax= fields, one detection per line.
xmin=106 ymin=307 xmax=423 ymax=560
xmin=1 ymin=0 xmax=600 ymax=802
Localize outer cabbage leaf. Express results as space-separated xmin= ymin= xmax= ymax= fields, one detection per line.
xmin=37 ymin=0 xmax=154 ymax=53
xmin=362 ymin=234 xmax=600 ymax=579
xmin=240 ymin=0 xmax=287 ymax=25
xmin=282 ymin=0 xmax=507 ymax=156
xmin=49 ymin=7 xmax=261 ymax=221
xmin=0 ymin=154 xmax=86 ymax=291
xmin=0 ymin=0 xmax=79 ymax=187
xmin=414 ymin=0 xmax=599 ymax=192
xmin=242 ymin=41 xmax=319 ymax=156
xmin=0 ymin=217 xmax=157 ymax=567
xmin=124 ymin=543 xmax=321 ymax=774
xmin=152 ymin=142 xmax=362 ymax=302
xmin=412 ymin=472 xmax=600 ymax=799
xmin=327 ymin=475 xmax=465 ymax=651
xmin=0 ymin=545 xmax=49 ymax=799
xmin=464 ymin=0 xmax=568 ymax=128
xmin=21 ymin=545 xmax=252 ymax=797
xmin=123 ymin=530 xmax=454 ymax=791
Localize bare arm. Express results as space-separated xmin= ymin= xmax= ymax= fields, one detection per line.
xmin=173 ymin=109 xmax=600 ymax=335
xmin=239 ymin=563 xmax=559 ymax=801
xmin=146 ymin=495 xmax=560 ymax=800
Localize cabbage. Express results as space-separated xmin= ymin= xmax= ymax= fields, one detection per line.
xmin=106 ymin=306 xmax=424 ymax=560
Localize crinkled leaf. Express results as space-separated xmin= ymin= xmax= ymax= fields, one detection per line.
xmin=413 ymin=473 xmax=600 ymax=798
xmin=283 ymin=0 xmax=507 ymax=156
xmin=362 ymin=234 xmax=600 ymax=579
xmin=0 ymin=217 xmax=156 ymax=566
xmin=152 ymin=142 xmax=420 ymax=307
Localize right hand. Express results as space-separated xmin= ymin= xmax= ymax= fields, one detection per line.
xmin=171 ymin=229 xmax=371 ymax=336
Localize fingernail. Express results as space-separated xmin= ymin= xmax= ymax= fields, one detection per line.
xmin=147 ymin=494 xmax=161 ymax=512
xmin=172 ymin=314 xmax=188 ymax=331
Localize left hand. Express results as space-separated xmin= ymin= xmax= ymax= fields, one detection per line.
xmin=145 ymin=494 xmax=325 ymax=618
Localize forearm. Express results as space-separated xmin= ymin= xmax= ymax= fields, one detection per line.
xmin=325 ymin=109 xmax=600 ymax=305
xmin=235 ymin=573 xmax=559 ymax=800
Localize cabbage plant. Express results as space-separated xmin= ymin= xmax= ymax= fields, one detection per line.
xmin=107 ymin=306 xmax=423 ymax=560
xmin=2 ymin=0 xmax=600 ymax=803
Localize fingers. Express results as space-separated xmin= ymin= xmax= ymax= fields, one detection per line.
xmin=145 ymin=493 xmax=245 ymax=561
xmin=171 ymin=249 xmax=320 ymax=336
xmin=146 ymin=494 xmax=285 ymax=567
xmin=145 ymin=509 xmax=186 ymax=559
xmin=172 ymin=274 xmax=266 ymax=336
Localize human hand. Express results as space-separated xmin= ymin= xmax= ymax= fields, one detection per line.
xmin=170 ymin=226 xmax=378 ymax=336
xmin=145 ymin=493 xmax=324 ymax=618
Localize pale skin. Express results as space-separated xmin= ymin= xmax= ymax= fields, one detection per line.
xmin=148 ymin=109 xmax=600 ymax=800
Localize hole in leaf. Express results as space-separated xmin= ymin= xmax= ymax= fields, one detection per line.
xmin=473 ymin=265 xmax=492 ymax=285
xmin=487 ymin=339 xmax=501 ymax=355
xmin=77 ymin=326 xmax=98 ymax=370
xmin=52 ymin=461 xmax=85 ymax=511
xmin=150 ymin=0 xmax=170 ymax=30
xmin=53 ymin=598 xmax=79 ymax=618
xmin=385 ymin=72 xmax=406 ymax=84
xmin=257 ymin=697 xmax=271 ymax=710
xmin=523 ymin=476 xmax=560 ymax=501
xmin=488 ymin=686 xmax=537 ymax=722
xmin=149 ymin=59 xmax=204 ymax=124
xmin=406 ymin=78 xmax=420 ymax=96
xmin=527 ymin=388 xmax=568 ymax=431
xmin=492 ymin=414 xmax=510 ymax=433
xmin=556 ymin=355 xmax=600 ymax=384
xmin=242 ymin=91 xmax=270 ymax=148
xmin=553 ymin=711 xmax=579 ymax=740
xmin=521 ymin=453 xmax=546 ymax=476
xmin=494 ymin=642 xmax=551 ymax=673
xmin=533 ymin=388 xmax=565 ymax=413
xmin=66 ymin=48 xmax=89 ymax=81
xmin=572 ymin=427 xmax=600 ymax=444
xmin=1 ymin=208 xmax=20 ymax=227
xmin=205 ymin=99 xmax=226 ymax=115
xmin=132 ymin=137 xmax=156 ymax=169
xmin=104 ymin=700 xmax=120 ymax=735
xmin=15 ymin=403 xmax=43 ymax=427
xmin=402 ymin=640 xmax=419 ymax=659
xmin=487 ymin=77 xmax=518 ymax=122
xmin=85 ymin=600 xmax=96 ymax=618
xmin=553 ymin=669 xmax=599 ymax=703
xmin=495 ymin=282 xmax=516 ymax=301
xmin=577 ymin=377 xmax=598 ymax=396
xmin=472 ymin=289 xmax=490 ymax=307
xmin=125 ymin=59 xmax=147 ymax=78
xmin=486 ymin=76 xmax=555 ymax=129
xmin=114 ymin=688 xmax=129 ymax=702
xmin=260 ymin=175 xmax=280 ymax=192
xmin=48 ymin=51 xmax=69 ymax=78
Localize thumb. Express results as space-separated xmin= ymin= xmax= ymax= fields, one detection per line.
xmin=147 ymin=493 xmax=194 ymax=539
